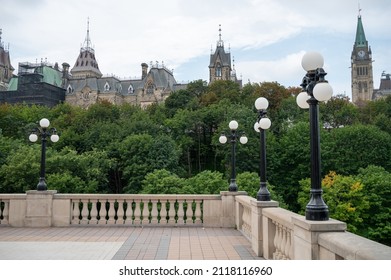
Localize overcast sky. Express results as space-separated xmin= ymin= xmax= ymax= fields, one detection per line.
xmin=1 ymin=0 xmax=390 ymax=100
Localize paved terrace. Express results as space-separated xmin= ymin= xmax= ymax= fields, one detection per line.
xmin=0 ymin=226 xmax=261 ymax=260
xmin=1 ymin=192 xmax=390 ymax=260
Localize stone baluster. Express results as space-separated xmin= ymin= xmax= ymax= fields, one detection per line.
xmin=149 ymin=200 xmax=159 ymax=224
xmin=193 ymin=200 xmax=202 ymax=224
xmin=177 ymin=199 xmax=185 ymax=224
xmin=96 ymin=200 xmax=106 ymax=225
xmin=89 ymin=199 xmax=98 ymax=224
xmin=115 ymin=199 xmax=124 ymax=224
xmin=167 ymin=200 xmax=175 ymax=224
xmin=284 ymin=228 xmax=292 ymax=260
xmin=280 ymin=225 xmax=287 ymax=260
xmin=0 ymin=200 xmax=9 ymax=224
xmin=106 ymin=199 xmax=116 ymax=224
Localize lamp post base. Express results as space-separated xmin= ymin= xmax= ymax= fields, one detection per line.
xmin=305 ymin=206 xmax=329 ymax=221
xmin=257 ymin=182 xmax=271 ymax=201
xmin=229 ymin=179 xmax=238 ymax=192
xmin=36 ymin=178 xmax=47 ymax=191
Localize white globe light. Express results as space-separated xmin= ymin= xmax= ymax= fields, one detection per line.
xmin=239 ymin=135 xmax=248 ymax=144
xmin=219 ymin=135 xmax=227 ymax=144
xmin=50 ymin=134 xmax=59 ymax=143
xmin=255 ymin=97 xmax=269 ymax=110
xmin=254 ymin=122 xmax=260 ymax=132
xmin=229 ymin=120 xmax=238 ymax=130
xmin=313 ymin=82 xmax=333 ymax=102
xmin=29 ymin=134 xmax=38 ymax=142
xmin=39 ymin=118 xmax=50 ymax=128
xmin=296 ymin=91 xmax=310 ymax=109
xmin=301 ymin=52 xmax=324 ymax=71
xmin=259 ymin=117 xmax=271 ymax=130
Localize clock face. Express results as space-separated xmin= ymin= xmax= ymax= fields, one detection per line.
xmin=358 ymin=50 xmax=365 ymax=58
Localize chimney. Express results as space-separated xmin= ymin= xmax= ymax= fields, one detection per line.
xmin=141 ymin=63 xmax=148 ymax=80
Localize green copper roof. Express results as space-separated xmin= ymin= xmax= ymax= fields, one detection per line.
xmin=7 ymin=77 xmax=18 ymax=90
xmin=6 ymin=65 xmax=62 ymax=91
xmin=355 ymin=15 xmax=367 ymax=47
xmin=42 ymin=66 xmax=62 ymax=87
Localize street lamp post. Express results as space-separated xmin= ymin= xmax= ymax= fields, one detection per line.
xmin=29 ymin=118 xmax=59 ymax=191
xmin=254 ymin=97 xmax=271 ymax=201
xmin=296 ymin=52 xmax=333 ymax=221
xmin=219 ymin=120 xmax=248 ymax=192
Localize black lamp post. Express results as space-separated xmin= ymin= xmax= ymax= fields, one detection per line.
xmin=29 ymin=118 xmax=59 ymax=191
xmin=296 ymin=52 xmax=333 ymax=221
xmin=219 ymin=120 xmax=248 ymax=192
xmin=254 ymin=97 xmax=271 ymax=201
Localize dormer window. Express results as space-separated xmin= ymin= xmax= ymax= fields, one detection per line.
xmin=104 ymin=81 xmax=110 ymax=91
xmin=128 ymin=84 xmax=134 ymax=94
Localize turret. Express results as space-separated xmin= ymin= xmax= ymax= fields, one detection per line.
xmin=141 ymin=63 xmax=148 ymax=80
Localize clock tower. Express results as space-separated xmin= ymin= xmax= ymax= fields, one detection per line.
xmin=351 ymin=12 xmax=373 ymax=104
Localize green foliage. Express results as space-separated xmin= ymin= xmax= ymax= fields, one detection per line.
xmin=119 ymin=134 xmax=181 ymax=193
xmin=236 ymin=172 xmax=288 ymax=208
xmin=186 ymin=170 xmax=226 ymax=194
xmin=0 ymin=144 xmax=39 ymax=193
xmin=141 ymin=169 xmax=226 ymax=195
xmin=141 ymin=169 xmax=186 ymax=194
xmin=356 ymin=165 xmax=391 ymax=246
xmin=323 ymin=124 xmax=391 ymax=175
xmin=298 ymin=171 xmax=370 ymax=233
xmin=320 ymin=94 xmax=359 ymax=128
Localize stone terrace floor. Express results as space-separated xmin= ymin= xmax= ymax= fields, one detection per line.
xmin=0 ymin=226 xmax=262 ymax=260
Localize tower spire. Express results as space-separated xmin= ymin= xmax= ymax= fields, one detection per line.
xmin=0 ymin=28 xmax=3 ymax=49
xmin=355 ymin=11 xmax=367 ymax=47
xmin=217 ymin=24 xmax=224 ymax=47
xmin=82 ymin=17 xmax=93 ymax=52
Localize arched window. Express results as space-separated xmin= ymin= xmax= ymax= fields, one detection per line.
xmin=104 ymin=81 xmax=110 ymax=91
xmin=215 ymin=63 xmax=222 ymax=77
xmin=128 ymin=84 xmax=134 ymax=94
xmin=67 ymin=84 xmax=73 ymax=94
xmin=147 ymin=83 xmax=154 ymax=94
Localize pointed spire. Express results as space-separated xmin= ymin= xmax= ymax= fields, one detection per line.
xmin=82 ymin=17 xmax=93 ymax=53
xmin=0 ymin=28 xmax=3 ymax=49
xmin=217 ymin=24 xmax=224 ymax=47
xmin=355 ymin=9 xmax=367 ymax=47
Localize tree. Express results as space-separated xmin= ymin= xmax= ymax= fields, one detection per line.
xmin=322 ymin=124 xmax=391 ymax=175
xmin=141 ymin=169 xmax=186 ymax=194
xmin=118 ymin=134 xmax=181 ymax=193
xmin=200 ymin=80 xmax=241 ymax=106
xmin=252 ymin=82 xmax=291 ymax=115
xmin=356 ymin=165 xmax=391 ymax=246
xmin=186 ymin=170 xmax=226 ymax=194
xmin=0 ymin=144 xmax=39 ymax=193
xmin=320 ymin=94 xmax=359 ymax=129
xmin=298 ymin=171 xmax=370 ymax=233
xmin=164 ymin=89 xmax=199 ymax=117
xmin=236 ymin=172 xmax=288 ymax=208
xmin=268 ymin=121 xmax=311 ymax=210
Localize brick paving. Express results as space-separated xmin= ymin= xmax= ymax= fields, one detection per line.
xmin=0 ymin=226 xmax=262 ymax=260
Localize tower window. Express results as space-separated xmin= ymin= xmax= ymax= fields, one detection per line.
xmin=215 ymin=63 xmax=222 ymax=77
xmin=147 ymin=83 xmax=154 ymax=94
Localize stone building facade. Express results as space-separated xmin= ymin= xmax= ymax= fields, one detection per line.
xmin=0 ymin=29 xmax=14 ymax=92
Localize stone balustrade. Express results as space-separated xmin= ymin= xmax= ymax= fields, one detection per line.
xmin=0 ymin=190 xmax=390 ymax=260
